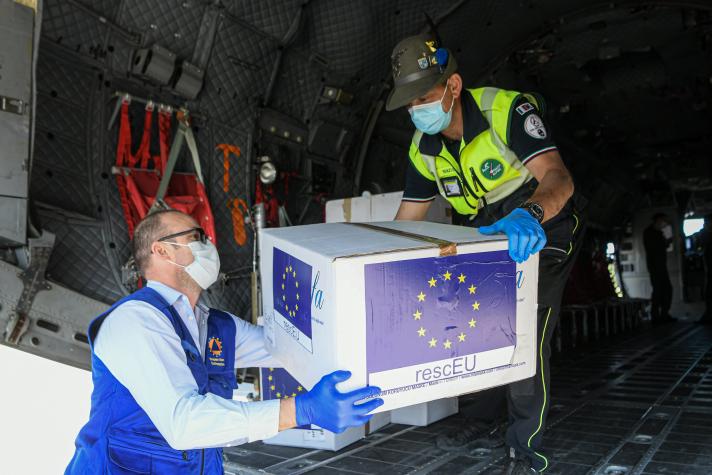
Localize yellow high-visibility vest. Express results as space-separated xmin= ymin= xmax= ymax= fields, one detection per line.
xmin=408 ymin=87 xmax=541 ymax=215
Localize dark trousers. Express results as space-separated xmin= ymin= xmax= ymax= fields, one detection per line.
xmin=463 ymin=185 xmax=586 ymax=471
xmin=505 ymin=219 xmax=582 ymax=471
xmin=649 ymin=269 xmax=672 ymax=321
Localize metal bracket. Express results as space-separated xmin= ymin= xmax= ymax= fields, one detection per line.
xmin=131 ymin=44 xmax=177 ymax=85
xmin=0 ymin=95 xmax=25 ymax=115
xmin=319 ymin=86 xmax=353 ymax=105
xmin=3 ymin=232 xmax=55 ymax=345
xmin=107 ymin=92 xmax=130 ymax=130
xmin=171 ymin=61 xmax=204 ymax=100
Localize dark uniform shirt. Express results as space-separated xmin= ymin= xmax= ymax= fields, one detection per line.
xmin=403 ymin=93 xmax=558 ymax=202
xmin=643 ymin=225 xmax=669 ymax=275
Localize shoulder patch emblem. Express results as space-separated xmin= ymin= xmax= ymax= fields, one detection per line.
xmin=524 ymin=114 xmax=547 ymax=139
xmin=516 ymin=102 xmax=535 ymax=115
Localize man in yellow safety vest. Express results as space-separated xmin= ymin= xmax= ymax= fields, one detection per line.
xmin=388 ymin=34 xmax=585 ymax=474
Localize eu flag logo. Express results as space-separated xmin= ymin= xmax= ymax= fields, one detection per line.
xmin=262 ymin=367 xmax=306 ymax=400
xmin=273 ymin=248 xmax=313 ymax=350
xmin=262 ymin=367 xmax=310 ymax=428
xmin=365 ymin=250 xmax=516 ymax=375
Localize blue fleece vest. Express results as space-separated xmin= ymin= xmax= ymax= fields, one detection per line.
xmin=65 ymin=287 xmax=237 ymax=474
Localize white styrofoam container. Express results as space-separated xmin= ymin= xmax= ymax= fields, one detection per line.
xmin=325 ymin=191 xmax=451 ymax=224
xmin=260 ymin=221 xmax=538 ymax=413
xmin=262 ymin=421 xmax=364 ymax=451
xmin=390 ymin=398 xmax=459 ymax=426
xmin=366 ymin=410 xmax=391 ymax=434
xmin=259 ymin=368 xmax=364 ymax=450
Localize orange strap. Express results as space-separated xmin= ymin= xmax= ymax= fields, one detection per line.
xmin=216 ymin=144 xmax=241 ymax=193
xmin=228 ymin=198 xmax=249 ymax=246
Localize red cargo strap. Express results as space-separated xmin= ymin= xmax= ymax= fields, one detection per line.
xmin=157 ymin=107 xmax=171 ymax=173
xmin=116 ymin=99 xmax=153 ymax=169
xmin=113 ymin=98 xmax=217 ymax=243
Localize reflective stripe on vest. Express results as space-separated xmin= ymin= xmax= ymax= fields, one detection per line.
xmin=408 ymin=87 xmax=538 ymax=216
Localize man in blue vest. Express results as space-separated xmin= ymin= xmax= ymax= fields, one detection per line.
xmin=388 ymin=35 xmax=585 ymax=474
xmin=66 ymin=209 xmax=383 ymax=474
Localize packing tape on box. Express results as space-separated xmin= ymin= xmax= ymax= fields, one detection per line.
xmin=345 ymin=222 xmax=457 ymax=257
xmin=342 ymin=198 xmax=352 ymax=222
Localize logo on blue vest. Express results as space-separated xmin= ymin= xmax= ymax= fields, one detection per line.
xmin=208 ymin=337 xmax=223 ymax=357
xmin=207 ymin=337 xmax=225 ymax=367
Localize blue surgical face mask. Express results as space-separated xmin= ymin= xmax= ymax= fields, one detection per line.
xmin=408 ymin=83 xmax=455 ymax=135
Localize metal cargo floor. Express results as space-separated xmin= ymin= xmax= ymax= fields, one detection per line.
xmin=224 ymin=323 xmax=712 ymax=475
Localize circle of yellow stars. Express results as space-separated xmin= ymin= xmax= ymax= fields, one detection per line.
xmin=281 ymin=264 xmax=301 ymax=318
xmin=413 ymin=270 xmax=479 ymax=350
xmin=267 ymin=368 xmax=304 ymax=400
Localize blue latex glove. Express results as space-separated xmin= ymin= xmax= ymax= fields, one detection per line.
xmin=479 ymin=208 xmax=547 ymax=263
xmin=295 ymin=370 xmax=384 ymax=433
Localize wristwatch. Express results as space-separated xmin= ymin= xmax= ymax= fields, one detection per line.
xmin=520 ymin=201 xmax=544 ymax=223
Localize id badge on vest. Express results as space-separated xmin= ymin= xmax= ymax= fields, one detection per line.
xmin=441 ymin=176 xmax=464 ymax=197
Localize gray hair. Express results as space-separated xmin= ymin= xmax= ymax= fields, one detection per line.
xmin=132 ymin=209 xmax=184 ymax=274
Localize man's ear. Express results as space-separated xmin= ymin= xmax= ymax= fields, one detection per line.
xmin=449 ymin=73 xmax=463 ymax=99
xmin=151 ymin=241 xmax=171 ymax=260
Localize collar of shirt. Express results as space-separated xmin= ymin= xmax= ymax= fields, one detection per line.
xmin=145 ymin=280 xmax=209 ymax=315
xmin=418 ymin=90 xmax=490 ymax=157
xmin=146 ymin=280 xmax=209 ymax=354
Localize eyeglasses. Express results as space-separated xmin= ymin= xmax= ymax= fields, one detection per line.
xmin=157 ymin=227 xmax=208 ymax=244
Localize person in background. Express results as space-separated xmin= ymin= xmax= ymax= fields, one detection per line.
xmin=643 ymin=213 xmax=675 ymax=324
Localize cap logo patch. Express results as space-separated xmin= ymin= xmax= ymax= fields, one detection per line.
xmin=425 ymin=40 xmax=438 ymax=53
xmin=417 ymin=57 xmax=429 ymax=69
xmin=391 ymin=48 xmax=406 ymax=78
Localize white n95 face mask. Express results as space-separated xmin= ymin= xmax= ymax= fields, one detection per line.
xmin=167 ymin=240 xmax=221 ymax=289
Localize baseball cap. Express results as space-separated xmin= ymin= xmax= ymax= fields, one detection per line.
xmin=386 ymin=34 xmax=458 ymax=111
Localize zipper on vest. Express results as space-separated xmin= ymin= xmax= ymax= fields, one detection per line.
xmin=200 ymin=448 xmax=205 ymax=474
xmin=469 ymin=167 xmax=489 ymax=193
xmin=469 ymin=167 xmax=495 ymax=220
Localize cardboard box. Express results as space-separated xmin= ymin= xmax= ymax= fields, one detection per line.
xmin=261 ymin=221 xmax=538 ymax=413
xmin=259 ymin=368 xmax=365 ymax=450
xmin=390 ymin=398 xmax=459 ymax=426
xmin=325 ymin=191 xmax=451 ymax=224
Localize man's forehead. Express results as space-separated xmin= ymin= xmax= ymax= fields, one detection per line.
xmin=425 ymin=83 xmax=445 ymax=95
xmin=412 ymin=83 xmax=445 ymax=102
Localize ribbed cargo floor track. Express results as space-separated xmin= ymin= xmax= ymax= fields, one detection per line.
xmin=224 ymin=323 xmax=712 ymax=475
